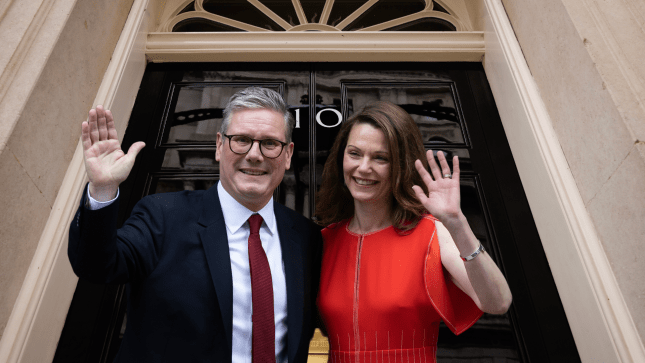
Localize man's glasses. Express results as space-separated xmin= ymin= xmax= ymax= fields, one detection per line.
xmin=222 ymin=134 xmax=287 ymax=159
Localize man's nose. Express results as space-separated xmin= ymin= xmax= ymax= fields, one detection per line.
xmin=245 ymin=140 xmax=264 ymax=161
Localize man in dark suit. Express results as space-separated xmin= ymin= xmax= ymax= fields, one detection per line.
xmin=68 ymin=87 xmax=322 ymax=362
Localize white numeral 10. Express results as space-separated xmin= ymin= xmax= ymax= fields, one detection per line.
xmin=295 ymin=108 xmax=343 ymax=128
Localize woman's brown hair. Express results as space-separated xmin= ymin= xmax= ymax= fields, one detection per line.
xmin=315 ymin=101 xmax=431 ymax=233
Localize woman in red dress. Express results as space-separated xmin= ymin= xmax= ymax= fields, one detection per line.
xmin=316 ymin=101 xmax=512 ymax=363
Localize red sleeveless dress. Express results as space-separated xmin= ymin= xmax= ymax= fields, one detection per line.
xmin=317 ymin=216 xmax=483 ymax=363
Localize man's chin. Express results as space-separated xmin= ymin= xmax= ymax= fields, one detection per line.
xmin=232 ymin=176 xmax=282 ymax=204
xmin=238 ymin=185 xmax=272 ymax=202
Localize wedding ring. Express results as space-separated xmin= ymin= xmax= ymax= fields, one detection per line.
xmin=443 ymin=173 xmax=452 ymax=179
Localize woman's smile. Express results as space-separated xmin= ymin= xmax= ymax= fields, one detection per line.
xmin=353 ymin=177 xmax=379 ymax=186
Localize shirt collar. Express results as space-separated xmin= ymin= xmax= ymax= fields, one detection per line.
xmin=217 ymin=181 xmax=277 ymax=236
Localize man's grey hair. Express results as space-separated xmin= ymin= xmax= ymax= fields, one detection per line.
xmin=220 ymin=87 xmax=294 ymax=143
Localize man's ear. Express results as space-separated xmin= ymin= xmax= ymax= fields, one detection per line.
xmin=215 ymin=133 xmax=223 ymax=162
xmin=284 ymin=142 xmax=295 ymax=170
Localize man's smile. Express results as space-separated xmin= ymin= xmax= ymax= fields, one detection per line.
xmin=240 ymin=168 xmax=267 ymax=176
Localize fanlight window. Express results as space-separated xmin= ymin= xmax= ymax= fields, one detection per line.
xmin=161 ymin=0 xmax=465 ymax=32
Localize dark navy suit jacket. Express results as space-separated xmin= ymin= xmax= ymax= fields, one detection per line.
xmin=68 ymin=184 xmax=323 ymax=362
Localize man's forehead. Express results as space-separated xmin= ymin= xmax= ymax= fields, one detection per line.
xmin=228 ymin=109 xmax=285 ymax=132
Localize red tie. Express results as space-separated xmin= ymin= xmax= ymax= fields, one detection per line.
xmin=247 ymin=214 xmax=276 ymax=363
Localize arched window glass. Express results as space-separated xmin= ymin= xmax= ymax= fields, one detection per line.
xmin=163 ymin=0 xmax=464 ymax=32
xmin=173 ymin=18 xmax=243 ymax=32
xmin=202 ymin=0 xmax=284 ymax=31
xmin=178 ymin=1 xmax=195 ymax=15
xmin=433 ymin=2 xmax=450 ymax=14
xmin=258 ymin=0 xmax=300 ymax=26
xmin=328 ymin=0 xmax=369 ymax=27
xmin=343 ymin=0 xmax=426 ymax=31
xmin=301 ymin=0 xmax=327 ymax=23
xmin=386 ymin=17 xmax=456 ymax=31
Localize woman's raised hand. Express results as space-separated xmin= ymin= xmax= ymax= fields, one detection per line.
xmin=82 ymin=106 xmax=145 ymax=201
xmin=412 ymin=150 xmax=461 ymax=222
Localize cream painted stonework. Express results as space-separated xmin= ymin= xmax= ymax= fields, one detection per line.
xmin=0 ymin=0 xmax=134 ymax=347
xmin=561 ymin=0 xmax=645 ymax=142
xmin=0 ymin=0 xmax=75 ymax=153
xmin=6 ymin=0 xmax=135 ymax=206
xmin=0 ymin=146 xmax=51 ymax=340
xmin=501 ymin=0 xmax=633 ymax=205
xmin=501 ymin=0 xmax=645 ymax=343
xmin=588 ymin=145 xmax=645 ymax=334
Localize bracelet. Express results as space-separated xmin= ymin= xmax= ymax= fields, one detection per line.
xmin=461 ymin=242 xmax=485 ymax=262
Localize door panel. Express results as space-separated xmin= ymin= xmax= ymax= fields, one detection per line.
xmin=54 ymin=63 xmax=580 ymax=363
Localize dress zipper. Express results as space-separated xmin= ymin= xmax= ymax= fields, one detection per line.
xmin=353 ymin=234 xmax=364 ymax=358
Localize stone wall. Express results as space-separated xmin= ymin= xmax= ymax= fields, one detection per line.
xmin=502 ymin=0 xmax=645 ymax=341
xmin=0 ymin=0 xmax=134 ymax=340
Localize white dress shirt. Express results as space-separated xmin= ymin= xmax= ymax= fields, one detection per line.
xmin=87 ymin=182 xmax=289 ymax=362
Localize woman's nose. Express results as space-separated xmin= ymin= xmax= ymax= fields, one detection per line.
xmin=357 ymin=157 xmax=371 ymax=172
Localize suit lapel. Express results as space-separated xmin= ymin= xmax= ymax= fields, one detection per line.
xmin=275 ymin=203 xmax=305 ymax=363
xmin=198 ymin=187 xmax=307 ymax=362
xmin=198 ymin=187 xmax=234 ymax=359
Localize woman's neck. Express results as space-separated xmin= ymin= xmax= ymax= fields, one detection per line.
xmin=350 ymin=200 xmax=393 ymax=234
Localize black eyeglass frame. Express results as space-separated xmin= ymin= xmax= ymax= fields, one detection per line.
xmin=222 ymin=133 xmax=288 ymax=159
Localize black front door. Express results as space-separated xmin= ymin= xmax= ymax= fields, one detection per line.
xmin=55 ymin=63 xmax=580 ymax=363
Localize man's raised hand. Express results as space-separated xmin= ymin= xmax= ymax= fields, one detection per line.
xmin=82 ymin=106 xmax=145 ymax=201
